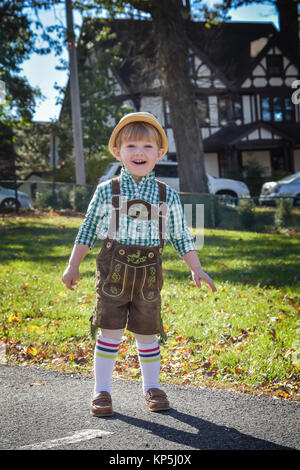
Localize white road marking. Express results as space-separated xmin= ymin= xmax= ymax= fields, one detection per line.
xmin=18 ymin=429 xmax=113 ymax=450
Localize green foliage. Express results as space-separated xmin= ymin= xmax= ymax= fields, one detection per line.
xmin=242 ymin=158 xmax=266 ymax=197
xmin=237 ymin=197 xmax=256 ymax=230
xmin=35 ymin=184 xmax=96 ymax=212
xmin=69 ymin=185 xmax=95 ymax=212
xmin=274 ymin=197 xmax=293 ymax=228
xmin=35 ymin=190 xmax=57 ymax=210
xmin=211 ymin=196 xmax=222 ymax=228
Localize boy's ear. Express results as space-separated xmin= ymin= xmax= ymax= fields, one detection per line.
xmin=112 ymin=147 xmax=121 ymax=160
xmin=158 ymin=148 xmax=165 ymax=160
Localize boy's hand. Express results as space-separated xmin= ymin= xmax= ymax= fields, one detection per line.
xmin=61 ymin=265 xmax=79 ymax=291
xmin=191 ymin=267 xmax=216 ymax=292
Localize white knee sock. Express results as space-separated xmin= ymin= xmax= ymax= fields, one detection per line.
xmin=93 ymin=334 xmax=121 ymax=395
xmin=136 ymin=339 xmax=161 ymax=395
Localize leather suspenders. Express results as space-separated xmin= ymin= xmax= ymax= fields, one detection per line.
xmin=110 ymin=177 xmax=167 ymax=250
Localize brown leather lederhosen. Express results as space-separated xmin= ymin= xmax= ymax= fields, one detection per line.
xmin=90 ymin=176 xmax=168 ymax=342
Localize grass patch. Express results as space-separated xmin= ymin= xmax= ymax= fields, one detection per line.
xmin=0 ymin=210 xmax=299 ymax=400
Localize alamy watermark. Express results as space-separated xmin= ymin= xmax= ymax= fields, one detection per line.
xmin=0 ymin=80 xmax=5 ymax=104
xmin=94 ymin=199 xmax=205 ymax=249
xmin=291 ymin=80 xmax=300 ymax=104
xmin=0 ymin=341 xmax=7 ymax=364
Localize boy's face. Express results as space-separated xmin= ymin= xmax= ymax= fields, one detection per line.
xmin=112 ymin=138 xmax=165 ymax=182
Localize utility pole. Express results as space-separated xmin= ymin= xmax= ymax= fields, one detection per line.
xmin=65 ymin=0 xmax=86 ymax=185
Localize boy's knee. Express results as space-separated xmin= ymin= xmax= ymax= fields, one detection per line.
xmin=134 ymin=333 xmax=157 ymax=344
xmin=101 ymin=328 xmax=124 ymax=341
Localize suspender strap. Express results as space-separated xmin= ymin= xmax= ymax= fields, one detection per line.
xmin=156 ymin=179 xmax=167 ymax=250
xmin=111 ymin=177 xmax=121 ymax=233
xmin=109 ymin=176 xmax=167 ymax=249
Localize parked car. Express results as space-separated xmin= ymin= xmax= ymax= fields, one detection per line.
xmin=0 ymin=185 xmax=34 ymax=212
xmin=259 ymin=171 xmax=300 ymax=206
xmin=98 ymin=161 xmax=250 ymax=198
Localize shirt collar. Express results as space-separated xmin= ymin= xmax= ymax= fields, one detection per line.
xmin=120 ymin=166 xmax=156 ymax=185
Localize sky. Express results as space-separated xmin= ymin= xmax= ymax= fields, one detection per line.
xmin=19 ymin=1 xmax=279 ymax=122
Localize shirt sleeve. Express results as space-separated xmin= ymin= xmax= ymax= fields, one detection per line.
xmin=74 ymin=184 xmax=104 ymax=249
xmin=167 ymin=189 xmax=196 ymax=257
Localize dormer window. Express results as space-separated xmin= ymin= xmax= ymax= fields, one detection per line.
xmin=266 ymin=56 xmax=283 ymax=76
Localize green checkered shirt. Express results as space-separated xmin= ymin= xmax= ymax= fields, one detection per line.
xmin=75 ymin=166 xmax=196 ymax=257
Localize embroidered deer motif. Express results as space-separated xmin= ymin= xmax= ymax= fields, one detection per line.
xmin=126 ymin=250 xmax=147 ymax=264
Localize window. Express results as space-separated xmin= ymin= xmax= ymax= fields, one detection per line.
xmin=262 ymin=97 xmax=271 ymax=121
xmin=218 ymin=96 xmax=228 ymax=126
xmin=233 ymin=98 xmax=242 ymax=120
xmin=270 ymin=148 xmax=287 ymax=172
xmin=284 ymin=98 xmax=293 ymax=121
xmin=261 ymin=96 xmax=294 ymax=122
xmin=266 ymin=56 xmax=283 ymax=76
xmin=218 ymin=96 xmax=242 ymax=125
xmin=155 ymin=164 xmax=178 ymax=178
xmin=196 ymin=96 xmax=210 ymax=125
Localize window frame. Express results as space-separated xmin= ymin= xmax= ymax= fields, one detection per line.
xmin=261 ymin=95 xmax=295 ymax=122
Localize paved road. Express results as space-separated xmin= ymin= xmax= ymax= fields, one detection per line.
xmin=0 ymin=364 xmax=299 ymax=452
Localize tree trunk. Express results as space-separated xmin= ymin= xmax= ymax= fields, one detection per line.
xmin=150 ymin=0 xmax=208 ymax=193
xmin=65 ymin=0 xmax=86 ymax=185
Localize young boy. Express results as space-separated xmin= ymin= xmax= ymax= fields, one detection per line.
xmin=62 ymin=112 xmax=216 ymax=417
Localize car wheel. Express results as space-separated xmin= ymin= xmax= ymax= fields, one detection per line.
xmin=0 ymin=198 xmax=20 ymax=212
xmin=215 ymin=191 xmax=238 ymax=206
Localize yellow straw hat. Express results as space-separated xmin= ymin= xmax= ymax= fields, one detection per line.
xmin=108 ymin=112 xmax=168 ymax=158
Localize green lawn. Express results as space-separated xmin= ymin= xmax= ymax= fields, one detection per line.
xmin=0 ymin=210 xmax=299 ymax=400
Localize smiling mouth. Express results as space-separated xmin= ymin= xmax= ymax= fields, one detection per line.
xmin=133 ymin=160 xmax=146 ymax=165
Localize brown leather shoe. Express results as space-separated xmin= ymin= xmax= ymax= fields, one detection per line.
xmin=90 ymin=392 xmax=113 ymax=417
xmin=145 ymin=388 xmax=170 ymax=412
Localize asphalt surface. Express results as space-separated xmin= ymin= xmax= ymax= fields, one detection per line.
xmin=0 ymin=364 xmax=299 ymax=453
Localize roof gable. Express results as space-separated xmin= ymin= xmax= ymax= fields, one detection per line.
xmin=81 ymin=19 xmax=283 ymax=91
xmin=239 ymin=33 xmax=300 ymax=90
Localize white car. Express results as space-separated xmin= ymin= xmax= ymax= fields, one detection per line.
xmin=98 ymin=161 xmax=250 ymax=198
xmin=0 ymin=185 xmax=34 ymax=211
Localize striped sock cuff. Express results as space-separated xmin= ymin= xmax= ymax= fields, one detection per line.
xmin=95 ymin=335 xmax=121 ymax=359
xmin=137 ymin=341 xmax=160 ymax=363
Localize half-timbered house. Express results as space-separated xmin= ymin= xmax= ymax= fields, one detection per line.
xmin=78 ymin=19 xmax=300 ymax=179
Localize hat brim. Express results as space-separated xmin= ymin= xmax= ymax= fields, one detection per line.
xmin=108 ymin=114 xmax=168 ymax=158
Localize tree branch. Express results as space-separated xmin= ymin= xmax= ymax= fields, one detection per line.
xmin=125 ymin=0 xmax=153 ymax=14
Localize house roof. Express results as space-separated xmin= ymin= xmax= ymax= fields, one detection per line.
xmin=81 ymin=18 xmax=281 ymax=92
xmin=203 ymin=121 xmax=300 ymax=152
xmin=187 ymin=21 xmax=277 ymax=87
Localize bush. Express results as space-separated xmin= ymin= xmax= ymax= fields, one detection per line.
xmin=35 ymin=190 xmax=57 ymax=209
xmin=237 ymin=197 xmax=256 ymax=230
xmin=34 ymin=185 xmax=95 ymax=211
xmin=56 ymin=186 xmax=73 ymax=209
xmin=69 ymin=185 xmax=95 ymax=212
xmin=242 ymin=159 xmax=266 ymax=197
xmin=211 ymin=196 xmax=222 ymax=228
xmin=274 ymin=197 xmax=293 ymax=228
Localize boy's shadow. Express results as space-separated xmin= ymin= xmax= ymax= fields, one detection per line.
xmin=109 ymin=408 xmax=294 ymax=450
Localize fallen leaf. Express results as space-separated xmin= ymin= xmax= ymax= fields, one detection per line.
xmin=28 ymin=381 xmax=45 ymax=387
